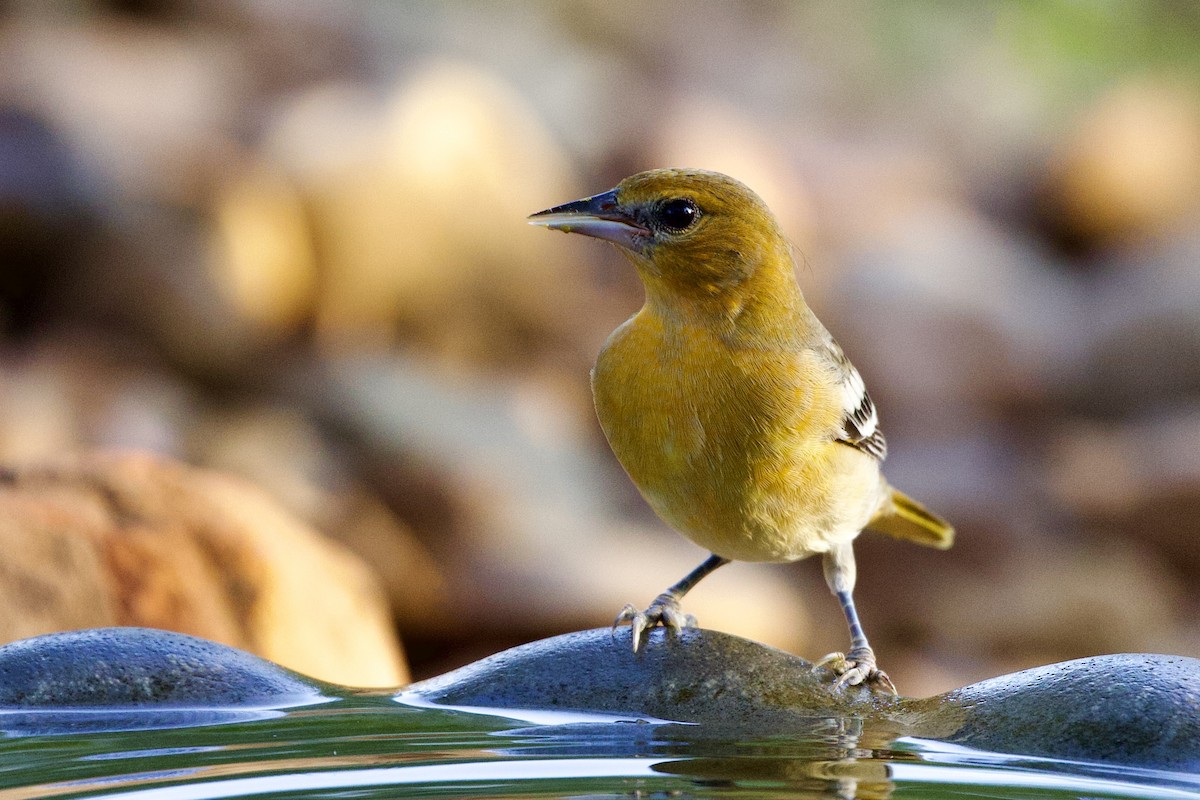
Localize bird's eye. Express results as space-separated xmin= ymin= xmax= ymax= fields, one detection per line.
xmin=654 ymin=198 xmax=699 ymax=231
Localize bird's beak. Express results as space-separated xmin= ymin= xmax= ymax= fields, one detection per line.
xmin=528 ymin=188 xmax=648 ymax=251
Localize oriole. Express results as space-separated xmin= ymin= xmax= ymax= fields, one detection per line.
xmin=529 ymin=168 xmax=953 ymax=692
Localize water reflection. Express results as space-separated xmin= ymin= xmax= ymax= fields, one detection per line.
xmin=51 ymin=759 xmax=665 ymax=800
xmin=0 ymin=696 xmax=1196 ymax=800
xmin=0 ymin=708 xmax=291 ymax=738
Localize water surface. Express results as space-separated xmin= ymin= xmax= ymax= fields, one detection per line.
xmin=1 ymin=692 xmax=1196 ymax=800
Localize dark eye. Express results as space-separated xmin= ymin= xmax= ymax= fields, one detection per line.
xmin=654 ymin=198 xmax=699 ymax=231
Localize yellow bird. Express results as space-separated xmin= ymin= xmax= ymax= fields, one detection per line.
xmin=529 ymin=168 xmax=952 ymax=692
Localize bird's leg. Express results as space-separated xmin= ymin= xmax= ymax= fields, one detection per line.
xmin=614 ymin=553 xmax=730 ymax=652
xmin=816 ymin=543 xmax=897 ymax=694
xmin=819 ymin=589 xmax=897 ymax=695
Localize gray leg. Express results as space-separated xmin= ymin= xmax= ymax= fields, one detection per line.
xmin=665 ymin=553 xmax=730 ymax=597
xmin=615 ymin=553 xmax=730 ymax=652
xmin=818 ymin=542 xmax=896 ymax=693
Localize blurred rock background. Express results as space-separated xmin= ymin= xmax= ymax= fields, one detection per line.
xmin=1 ymin=0 xmax=1199 ymax=696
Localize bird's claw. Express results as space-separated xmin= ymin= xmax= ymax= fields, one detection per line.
xmin=612 ymin=593 xmax=695 ymax=652
xmin=815 ymin=647 xmax=897 ymax=695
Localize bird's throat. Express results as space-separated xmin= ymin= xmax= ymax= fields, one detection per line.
xmin=638 ymin=261 xmax=809 ymax=348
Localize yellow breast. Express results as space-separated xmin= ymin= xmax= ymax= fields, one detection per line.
xmin=592 ymin=308 xmax=886 ymax=563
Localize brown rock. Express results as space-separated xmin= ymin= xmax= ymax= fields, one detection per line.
xmin=0 ymin=452 xmax=408 ymax=688
xmin=185 ymin=404 xmax=454 ymax=637
xmin=259 ymin=62 xmax=599 ymax=368
xmin=206 ymin=161 xmax=319 ymax=340
xmin=1044 ymin=80 xmax=1200 ymax=247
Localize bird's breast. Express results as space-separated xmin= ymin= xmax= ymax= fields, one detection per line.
xmin=591 ymin=311 xmax=881 ymax=562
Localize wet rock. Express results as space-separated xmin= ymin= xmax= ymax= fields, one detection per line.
xmin=927 ymin=653 xmax=1200 ymax=770
xmin=0 ymin=627 xmax=333 ymax=736
xmin=0 ymin=627 xmax=326 ymax=708
xmin=405 ymin=627 xmax=1200 ymax=771
xmin=0 ymin=451 xmax=407 ymax=688
xmin=2 ymin=622 xmax=1198 ymax=770
xmin=406 ymin=627 xmax=865 ymax=730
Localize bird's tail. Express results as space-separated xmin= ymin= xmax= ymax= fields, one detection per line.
xmin=868 ymin=487 xmax=954 ymax=549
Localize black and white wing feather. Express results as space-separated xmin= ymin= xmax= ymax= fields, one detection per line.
xmin=821 ymin=336 xmax=887 ymax=461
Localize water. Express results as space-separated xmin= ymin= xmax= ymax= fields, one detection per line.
xmin=0 ymin=692 xmax=1197 ymax=800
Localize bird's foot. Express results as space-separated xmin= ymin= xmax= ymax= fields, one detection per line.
xmin=612 ymin=592 xmax=696 ymax=652
xmin=816 ymin=646 xmax=897 ymax=695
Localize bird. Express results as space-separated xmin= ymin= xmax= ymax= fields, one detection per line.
xmin=528 ymin=168 xmax=953 ymax=692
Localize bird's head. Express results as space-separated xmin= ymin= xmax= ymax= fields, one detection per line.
xmin=529 ymin=169 xmax=794 ymax=308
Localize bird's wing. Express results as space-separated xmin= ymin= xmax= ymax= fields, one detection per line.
xmin=820 ymin=336 xmax=887 ymax=461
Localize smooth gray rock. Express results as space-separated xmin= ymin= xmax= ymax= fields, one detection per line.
xmin=3 ymin=625 xmax=1198 ymax=771
xmin=405 ymin=627 xmax=895 ymax=728
xmin=0 ymin=627 xmax=328 ymax=708
xmin=405 ymin=628 xmax=1200 ymax=771
xmin=924 ymin=653 xmax=1200 ymax=770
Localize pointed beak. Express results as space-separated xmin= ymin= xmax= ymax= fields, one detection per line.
xmin=528 ymin=188 xmax=648 ymax=251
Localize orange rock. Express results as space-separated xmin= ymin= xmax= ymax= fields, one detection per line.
xmin=1046 ymin=80 xmax=1200 ymax=246
xmin=0 ymin=452 xmax=408 ymax=688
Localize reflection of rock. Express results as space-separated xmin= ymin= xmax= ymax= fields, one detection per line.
xmin=0 ymin=452 xmax=407 ymax=687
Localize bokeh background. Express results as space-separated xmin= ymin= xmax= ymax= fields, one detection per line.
xmin=2 ymin=0 xmax=1200 ymax=696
